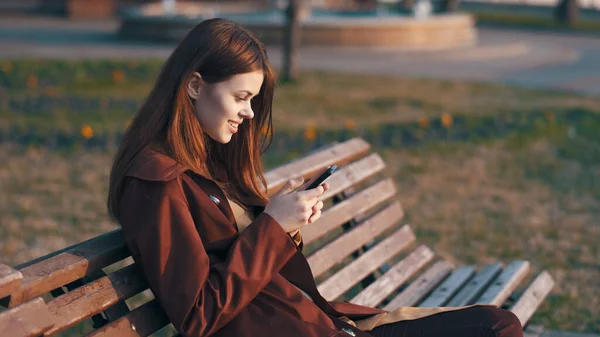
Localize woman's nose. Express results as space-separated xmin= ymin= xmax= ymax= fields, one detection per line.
xmin=240 ymin=105 xmax=254 ymax=120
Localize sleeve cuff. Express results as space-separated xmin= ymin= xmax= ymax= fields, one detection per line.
xmin=291 ymin=231 xmax=303 ymax=246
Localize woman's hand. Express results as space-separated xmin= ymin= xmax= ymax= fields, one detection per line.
xmin=264 ymin=177 xmax=329 ymax=234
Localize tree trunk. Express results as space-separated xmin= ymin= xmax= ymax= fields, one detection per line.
xmin=555 ymin=0 xmax=579 ymax=26
xmin=442 ymin=0 xmax=460 ymax=12
xmin=282 ymin=0 xmax=301 ymax=83
xmin=399 ymin=0 xmax=416 ymax=13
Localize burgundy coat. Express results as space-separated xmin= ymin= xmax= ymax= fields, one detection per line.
xmin=119 ymin=148 xmax=386 ymax=337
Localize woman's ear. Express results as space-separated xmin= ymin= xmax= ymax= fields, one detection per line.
xmin=186 ymin=72 xmax=203 ymax=99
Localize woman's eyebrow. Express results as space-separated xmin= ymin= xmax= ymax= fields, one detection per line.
xmin=236 ymin=90 xmax=255 ymax=97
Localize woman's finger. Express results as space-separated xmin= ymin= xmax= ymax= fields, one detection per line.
xmin=278 ymin=177 xmax=304 ymax=196
xmin=307 ymin=209 xmax=321 ymax=224
xmin=298 ymin=185 xmax=324 ymax=201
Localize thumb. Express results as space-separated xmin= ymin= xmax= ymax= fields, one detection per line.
xmin=278 ymin=176 xmax=304 ymax=195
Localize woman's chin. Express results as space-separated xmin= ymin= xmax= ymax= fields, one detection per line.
xmin=204 ymin=129 xmax=233 ymax=144
xmin=216 ymin=134 xmax=233 ymax=144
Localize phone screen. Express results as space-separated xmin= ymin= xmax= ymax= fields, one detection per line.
xmin=303 ymin=165 xmax=338 ymax=190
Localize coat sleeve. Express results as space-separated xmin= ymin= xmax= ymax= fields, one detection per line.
xmin=119 ymin=177 xmax=299 ymax=337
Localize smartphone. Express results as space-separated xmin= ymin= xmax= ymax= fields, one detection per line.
xmin=302 ymin=165 xmax=338 ymax=190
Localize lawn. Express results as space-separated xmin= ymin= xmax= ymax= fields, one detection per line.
xmin=2 ymin=59 xmax=600 ymax=133
xmin=473 ymin=10 xmax=600 ymax=33
xmin=0 ymin=60 xmax=599 ymax=333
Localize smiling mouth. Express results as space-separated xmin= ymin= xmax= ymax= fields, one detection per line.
xmin=228 ymin=121 xmax=240 ymax=133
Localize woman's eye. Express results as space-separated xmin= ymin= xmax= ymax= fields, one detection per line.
xmin=235 ymin=97 xmax=246 ymax=102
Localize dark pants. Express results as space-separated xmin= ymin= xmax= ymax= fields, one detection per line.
xmin=367 ymin=306 xmax=523 ymax=337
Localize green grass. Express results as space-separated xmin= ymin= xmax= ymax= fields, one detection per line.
xmin=474 ymin=11 xmax=600 ymax=32
xmin=1 ymin=61 xmax=599 ymax=334
xmin=2 ymin=59 xmax=600 ymax=133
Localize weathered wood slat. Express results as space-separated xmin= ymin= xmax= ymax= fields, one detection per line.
xmin=43 ymin=264 xmax=148 ymax=336
xmin=86 ymin=300 xmax=169 ymax=337
xmin=419 ymin=266 xmax=476 ymax=307
xmin=265 ymin=138 xmax=371 ymax=195
xmin=351 ymin=245 xmax=434 ymax=307
xmin=446 ymin=263 xmax=503 ymax=307
xmin=383 ymin=261 xmax=454 ymax=310
xmin=510 ymin=271 xmax=555 ymax=326
xmin=475 ymin=260 xmax=530 ymax=306
xmin=320 ymin=153 xmax=386 ymax=200
xmin=317 ymin=226 xmax=416 ymax=301
xmin=0 ymin=264 xmax=23 ymax=300
xmin=302 ymin=179 xmax=397 ymax=245
xmin=2 ymin=230 xmax=129 ymax=308
xmin=307 ymin=202 xmax=404 ymax=278
xmin=0 ymin=298 xmax=54 ymax=337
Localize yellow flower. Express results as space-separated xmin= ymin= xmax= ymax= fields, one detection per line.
xmin=44 ymin=86 xmax=59 ymax=97
xmin=418 ymin=117 xmax=429 ymax=128
xmin=304 ymin=124 xmax=317 ymax=141
xmin=344 ymin=119 xmax=356 ymax=130
xmin=441 ymin=113 xmax=453 ymax=128
xmin=112 ymin=69 xmax=125 ymax=83
xmin=81 ymin=125 xmax=94 ymax=139
xmin=27 ymin=75 xmax=38 ymax=89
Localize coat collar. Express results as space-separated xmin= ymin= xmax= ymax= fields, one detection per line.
xmin=125 ymin=147 xmax=188 ymax=181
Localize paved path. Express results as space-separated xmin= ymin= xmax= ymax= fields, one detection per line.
xmin=1 ymin=14 xmax=600 ymax=96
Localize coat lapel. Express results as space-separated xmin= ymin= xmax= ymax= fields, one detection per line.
xmin=188 ymin=173 xmax=238 ymax=231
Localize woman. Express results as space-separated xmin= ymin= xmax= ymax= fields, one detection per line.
xmin=107 ymin=18 xmax=523 ymax=337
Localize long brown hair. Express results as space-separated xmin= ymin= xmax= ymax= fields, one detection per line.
xmin=108 ymin=18 xmax=276 ymax=222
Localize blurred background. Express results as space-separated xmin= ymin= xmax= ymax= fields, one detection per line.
xmin=0 ymin=0 xmax=598 ymax=336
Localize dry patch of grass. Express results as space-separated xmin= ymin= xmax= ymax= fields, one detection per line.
xmin=0 ymin=126 xmax=598 ymax=333
xmin=381 ymin=132 xmax=599 ymax=332
xmin=0 ymin=146 xmax=117 ymax=265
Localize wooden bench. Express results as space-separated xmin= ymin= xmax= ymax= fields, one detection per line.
xmin=0 ymin=137 xmax=555 ymax=337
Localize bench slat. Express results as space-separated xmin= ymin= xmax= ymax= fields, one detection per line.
xmin=307 ymin=202 xmax=404 ymax=278
xmin=0 ymin=264 xmax=23 ymax=300
xmin=320 ymin=153 xmax=386 ymax=200
xmin=2 ymin=230 xmax=129 ymax=308
xmin=317 ymin=226 xmax=416 ymax=301
xmin=86 ymin=300 xmax=169 ymax=337
xmin=0 ymin=298 xmax=54 ymax=337
xmin=265 ymin=138 xmax=371 ymax=195
xmin=383 ymin=261 xmax=454 ymax=310
xmin=44 ymin=264 xmax=147 ymax=336
xmin=475 ymin=261 xmax=530 ymax=306
xmin=351 ymin=245 xmax=434 ymax=308
xmin=510 ymin=271 xmax=555 ymax=326
xmin=419 ymin=266 xmax=476 ymax=307
xmin=446 ymin=263 xmax=503 ymax=307
xmin=302 ymin=179 xmax=397 ymax=245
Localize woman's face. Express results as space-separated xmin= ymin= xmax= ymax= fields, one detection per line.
xmin=191 ymin=71 xmax=264 ymax=144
